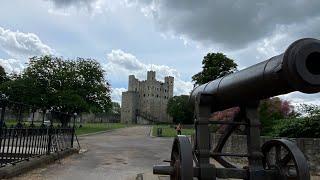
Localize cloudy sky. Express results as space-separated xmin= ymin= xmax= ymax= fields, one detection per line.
xmin=0 ymin=0 xmax=320 ymax=105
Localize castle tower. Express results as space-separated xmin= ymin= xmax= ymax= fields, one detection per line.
xmin=147 ymin=71 xmax=156 ymax=81
xmin=121 ymin=71 xmax=174 ymax=124
xmin=165 ymin=76 xmax=174 ymax=98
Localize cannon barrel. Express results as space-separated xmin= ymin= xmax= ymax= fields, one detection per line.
xmin=190 ymin=38 xmax=320 ymax=111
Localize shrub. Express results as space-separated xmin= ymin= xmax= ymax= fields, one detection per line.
xmin=272 ymin=116 xmax=320 ymax=138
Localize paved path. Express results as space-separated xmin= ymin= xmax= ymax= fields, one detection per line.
xmin=12 ymin=126 xmax=173 ymax=180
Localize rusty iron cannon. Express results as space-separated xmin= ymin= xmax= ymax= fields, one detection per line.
xmin=153 ymin=38 xmax=320 ymax=180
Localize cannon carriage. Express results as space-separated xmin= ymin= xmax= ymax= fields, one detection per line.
xmin=153 ymin=38 xmax=320 ymax=180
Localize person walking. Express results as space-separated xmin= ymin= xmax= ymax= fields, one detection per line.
xmin=176 ymin=123 xmax=182 ymax=135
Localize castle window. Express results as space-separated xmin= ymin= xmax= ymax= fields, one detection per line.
xmin=157 ymin=95 xmax=159 ymax=98
xmin=148 ymin=86 xmax=150 ymax=90
xmin=165 ymin=96 xmax=166 ymax=99
xmin=164 ymin=89 xmax=167 ymax=92
xmin=144 ymin=94 xmax=145 ymax=97
xmin=148 ymin=94 xmax=149 ymax=96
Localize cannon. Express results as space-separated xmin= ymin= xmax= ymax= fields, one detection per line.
xmin=153 ymin=38 xmax=320 ymax=180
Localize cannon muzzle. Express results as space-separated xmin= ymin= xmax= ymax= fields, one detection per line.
xmin=190 ymin=38 xmax=320 ymax=111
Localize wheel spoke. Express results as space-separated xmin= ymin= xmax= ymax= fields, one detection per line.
xmin=280 ymin=154 xmax=291 ymax=166
xmin=265 ymin=153 xmax=272 ymax=168
xmin=275 ymin=145 xmax=281 ymax=163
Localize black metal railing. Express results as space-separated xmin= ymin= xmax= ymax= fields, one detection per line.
xmin=0 ymin=99 xmax=76 ymax=168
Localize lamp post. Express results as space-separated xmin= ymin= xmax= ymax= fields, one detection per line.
xmin=73 ymin=112 xmax=77 ymax=128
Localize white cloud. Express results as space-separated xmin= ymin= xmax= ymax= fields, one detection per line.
xmin=279 ymin=92 xmax=320 ymax=106
xmin=0 ymin=58 xmax=25 ymax=74
xmin=0 ymin=27 xmax=56 ymax=75
xmin=111 ymin=87 xmax=127 ymax=104
xmin=0 ymin=27 xmax=55 ymax=59
xmin=46 ymin=0 xmax=97 ymax=9
xmin=48 ymin=8 xmax=71 ymax=16
xmin=107 ymin=49 xmax=145 ymax=71
xmin=105 ymin=49 xmax=193 ymax=100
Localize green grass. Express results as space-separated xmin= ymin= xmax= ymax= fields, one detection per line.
xmin=4 ymin=120 xmax=51 ymax=127
xmin=152 ymin=125 xmax=194 ymax=137
xmin=3 ymin=120 xmax=129 ymax=135
xmin=75 ymin=123 xmax=129 ymax=135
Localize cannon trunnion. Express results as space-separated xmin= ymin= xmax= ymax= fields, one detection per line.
xmin=153 ymin=38 xmax=320 ymax=180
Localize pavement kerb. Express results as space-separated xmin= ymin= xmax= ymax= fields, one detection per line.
xmin=0 ymin=148 xmax=79 ymax=179
xmin=77 ymin=129 xmax=116 ymax=137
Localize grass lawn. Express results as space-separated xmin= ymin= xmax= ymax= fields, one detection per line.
xmin=3 ymin=120 xmax=129 ymax=135
xmin=4 ymin=120 xmax=53 ymax=127
xmin=75 ymin=123 xmax=129 ymax=135
xmin=152 ymin=125 xmax=194 ymax=137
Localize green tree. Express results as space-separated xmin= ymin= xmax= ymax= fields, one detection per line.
xmin=110 ymin=102 xmax=121 ymax=116
xmin=167 ymin=95 xmax=193 ymax=124
xmin=25 ymin=56 xmax=112 ymax=112
xmin=258 ymin=97 xmax=295 ymax=135
xmin=1 ymin=56 xmax=112 ymax=126
xmin=272 ymin=104 xmax=320 ymax=138
xmin=0 ymin=75 xmax=42 ymax=104
xmin=192 ymin=52 xmax=237 ymax=85
xmin=0 ymin=65 xmax=8 ymax=85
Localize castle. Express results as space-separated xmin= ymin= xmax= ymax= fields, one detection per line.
xmin=121 ymin=71 xmax=174 ymax=124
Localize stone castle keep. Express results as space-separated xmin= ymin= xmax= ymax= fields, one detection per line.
xmin=121 ymin=71 xmax=174 ymax=124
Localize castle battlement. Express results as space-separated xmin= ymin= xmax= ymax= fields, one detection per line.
xmin=121 ymin=71 xmax=174 ymax=124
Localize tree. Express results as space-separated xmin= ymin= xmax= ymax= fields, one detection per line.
xmin=0 ymin=65 xmax=8 ymax=85
xmin=259 ymin=97 xmax=295 ymax=135
xmin=0 ymin=75 xmax=42 ymax=104
xmin=110 ymin=102 xmax=121 ymax=116
xmin=1 ymin=55 xmax=112 ymax=126
xmin=272 ymin=104 xmax=320 ymax=138
xmin=211 ymin=107 xmax=240 ymax=133
xmin=167 ymin=95 xmax=193 ymax=124
xmin=298 ymin=103 xmax=320 ymax=117
xmin=192 ymin=52 xmax=237 ymax=85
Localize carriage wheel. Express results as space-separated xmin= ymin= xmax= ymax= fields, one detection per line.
xmin=261 ymin=139 xmax=310 ymax=180
xmin=170 ymin=135 xmax=193 ymax=180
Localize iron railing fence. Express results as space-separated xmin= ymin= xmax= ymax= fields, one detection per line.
xmin=0 ymin=99 xmax=76 ymax=168
xmin=0 ymin=126 xmax=74 ymax=167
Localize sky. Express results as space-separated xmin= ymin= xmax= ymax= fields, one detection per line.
xmin=0 ymin=0 xmax=320 ymax=105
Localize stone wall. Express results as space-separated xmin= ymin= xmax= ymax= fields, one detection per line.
xmin=136 ymin=116 xmax=152 ymax=124
xmin=206 ymin=133 xmax=320 ymax=175
xmin=121 ymin=91 xmax=139 ymax=123
xmin=80 ymin=113 xmax=120 ymax=123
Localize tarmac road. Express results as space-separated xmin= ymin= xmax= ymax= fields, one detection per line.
xmin=12 ymin=126 xmax=173 ymax=180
